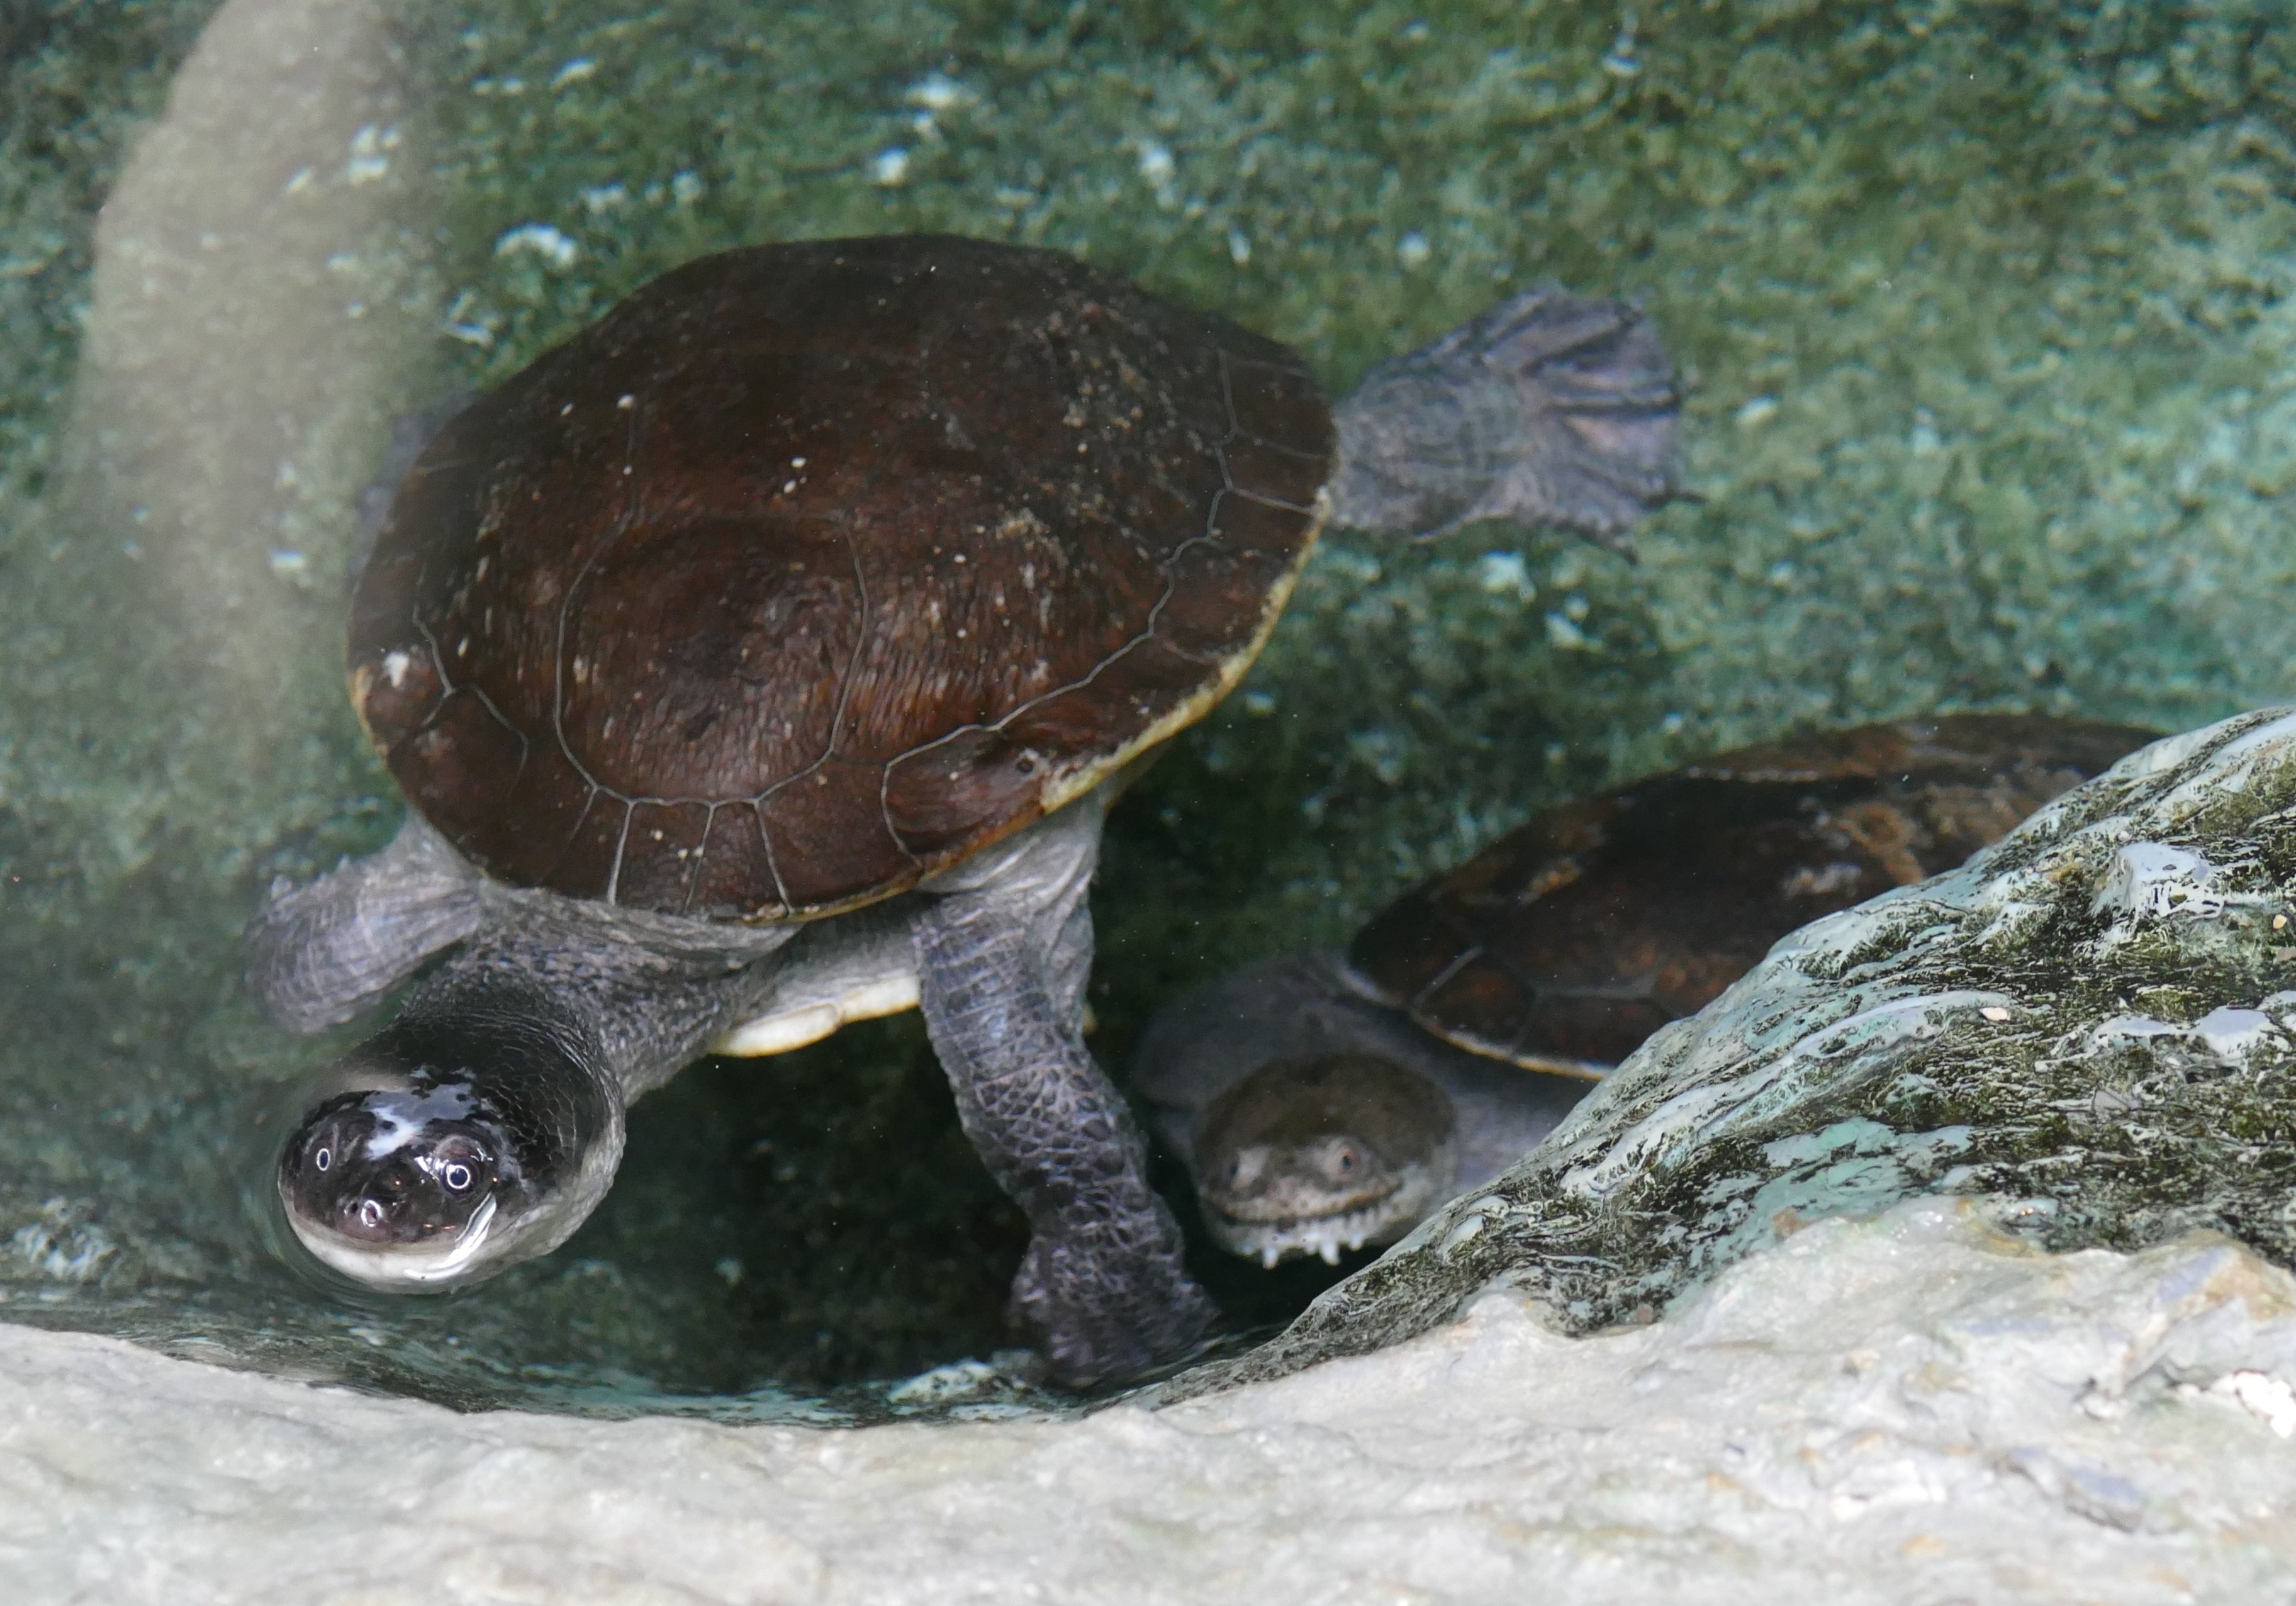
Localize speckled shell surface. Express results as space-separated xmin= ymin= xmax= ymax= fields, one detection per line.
xmin=349 ymin=236 xmax=1333 ymax=919
xmin=1348 ymin=715 xmax=2156 ymax=1076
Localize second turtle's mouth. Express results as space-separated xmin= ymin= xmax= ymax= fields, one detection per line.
xmin=1202 ymin=1159 xmax=1404 ymax=1225
xmin=1204 ymin=1197 xmax=1418 ymax=1270
xmin=1200 ymin=1161 xmax=1446 ymax=1270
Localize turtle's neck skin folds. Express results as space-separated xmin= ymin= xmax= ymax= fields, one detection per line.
xmin=276 ymin=906 xmax=789 ymax=1290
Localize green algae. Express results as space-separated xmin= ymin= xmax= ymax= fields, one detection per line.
xmin=3 ymin=1 xmax=2295 ymax=1412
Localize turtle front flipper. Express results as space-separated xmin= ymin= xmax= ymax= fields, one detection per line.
xmin=245 ymin=814 xmax=484 ymax=1034
xmin=1327 ymin=286 xmax=1685 ymax=552
xmin=912 ymin=811 xmax=1214 ymax=1387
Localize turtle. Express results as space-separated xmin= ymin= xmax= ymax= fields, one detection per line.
xmin=245 ymin=233 xmax=1685 ymax=1386
xmin=1133 ymin=713 xmax=2158 ymax=1269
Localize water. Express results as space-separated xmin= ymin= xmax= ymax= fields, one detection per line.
xmin=1 ymin=0 xmax=2290 ymax=1417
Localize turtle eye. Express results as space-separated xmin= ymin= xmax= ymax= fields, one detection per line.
xmin=313 ymin=1146 xmax=332 ymax=1173
xmin=1315 ymin=1140 xmax=1364 ymax=1183
xmin=441 ymin=1161 xmax=474 ymax=1193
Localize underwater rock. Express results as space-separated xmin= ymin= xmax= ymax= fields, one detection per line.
xmin=11 ymin=1198 xmax=2296 ymax=1602
xmin=1167 ymin=707 xmax=2296 ymax=1398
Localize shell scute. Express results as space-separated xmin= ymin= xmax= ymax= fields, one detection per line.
xmin=756 ymin=756 xmax=909 ymax=913
xmin=883 ymin=726 xmax=1045 ymax=865
xmin=684 ymin=805 xmax=776 ymax=920
xmin=544 ymin=791 xmax=628 ymax=905
xmin=1218 ymin=435 xmax=1328 ymax=513
xmin=1221 ymin=352 xmax=1332 ymax=457
xmin=482 ymin=742 xmax=597 ymax=891
xmin=1350 ymin=716 xmax=2160 ymax=1077
xmin=394 ymin=688 xmax=528 ymax=850
xmin=615 ymin=799 xmax=719 ymax=911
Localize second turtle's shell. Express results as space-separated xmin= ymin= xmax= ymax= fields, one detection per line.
xmin=1348 ymin=716 xmax=2156 ymax=1077
xmin=350 ymin=236 xmax=1333 ymax=919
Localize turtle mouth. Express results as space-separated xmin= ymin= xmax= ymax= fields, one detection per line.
xmin=1201 ymin=1153 xmax=1406 ymax=1225
xmin=286 ymin=1191 xmax=507 ymax=1287
xmin=1201 ymin=1183 xmax=1440 ymax=1270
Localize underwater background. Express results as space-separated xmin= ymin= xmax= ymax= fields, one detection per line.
xmin=1 ymin=0 xmax=2290 ymax=1417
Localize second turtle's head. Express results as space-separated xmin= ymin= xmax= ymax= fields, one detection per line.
xmin=276 ymin=1015 xmax=621 ymax=1291
xmin=1191 ymin=1052 xmax=1456 ymax=1269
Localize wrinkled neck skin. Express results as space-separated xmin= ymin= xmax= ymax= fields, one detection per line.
xmin=279 ymin=890 xmax=791 ymax=1292
xmin=466 ymin=885 xmax=795 ymax=1099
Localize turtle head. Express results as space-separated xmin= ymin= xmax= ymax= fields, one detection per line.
xmin=1191 ymin=1052 xmax=1455 ymax=1269
xmin=276 ymin=1014 xmax=622 ymax=1291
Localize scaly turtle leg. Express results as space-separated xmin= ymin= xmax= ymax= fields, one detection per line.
xmin=913 ymin=805 xmax=1214 ymax=1386
xmin=1328 ymin=285 xmax=1685 ymax=550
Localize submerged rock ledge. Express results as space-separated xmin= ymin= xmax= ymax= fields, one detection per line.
xmin=8 ymin=1201 xmax=2296 ymax=1602
xmin=1173 ymin=707 xmax=2296 ymax=1401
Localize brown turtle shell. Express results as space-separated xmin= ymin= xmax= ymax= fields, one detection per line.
xmin=350 ymin=235 xmax=1333 ymax=919
xmin=1347 ymin=715 xmax=2158 ymax=1078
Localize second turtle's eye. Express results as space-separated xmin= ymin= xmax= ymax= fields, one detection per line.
xmin=441 ymin=1161 xmax=474 ymax=1192
xmin=1313 ymin=1140 xmax=1364 ymax=1183
xmin=314 ymin=1146 xmax=332 ymax=1173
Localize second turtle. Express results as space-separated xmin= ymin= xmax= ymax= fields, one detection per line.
xmin=1135 ymin=714 xmax=2156 ymax=1266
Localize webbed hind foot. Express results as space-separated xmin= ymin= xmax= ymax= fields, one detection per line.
xmin=1330 ymin=286 xmax=1686 ymax=552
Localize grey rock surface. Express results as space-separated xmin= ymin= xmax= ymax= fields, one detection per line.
xmin=1175 ymin=708 xmax=2296 ymax=1397
xmin=10 ymin=1200 xmax=2296 ymax=1603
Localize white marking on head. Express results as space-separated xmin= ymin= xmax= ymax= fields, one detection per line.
xmin=359 ymin=1083 xmax=477 ymax=1161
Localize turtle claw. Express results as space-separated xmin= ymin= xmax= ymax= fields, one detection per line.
xmin=1462 ymin=286 xmax=1637 ymax=371
xmin=1007 ymin=1228 xmax=1218 ymax=1390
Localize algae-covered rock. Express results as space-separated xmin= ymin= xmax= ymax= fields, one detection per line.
xmin=1179 ymin=708 xmax=2296 ymax=1395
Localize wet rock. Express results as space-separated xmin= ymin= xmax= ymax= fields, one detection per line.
xmin=1174 ymin=708 xmax=2296 ymax=1397
xmin=13 ymin=1198 xmax=2296 ymax=1602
